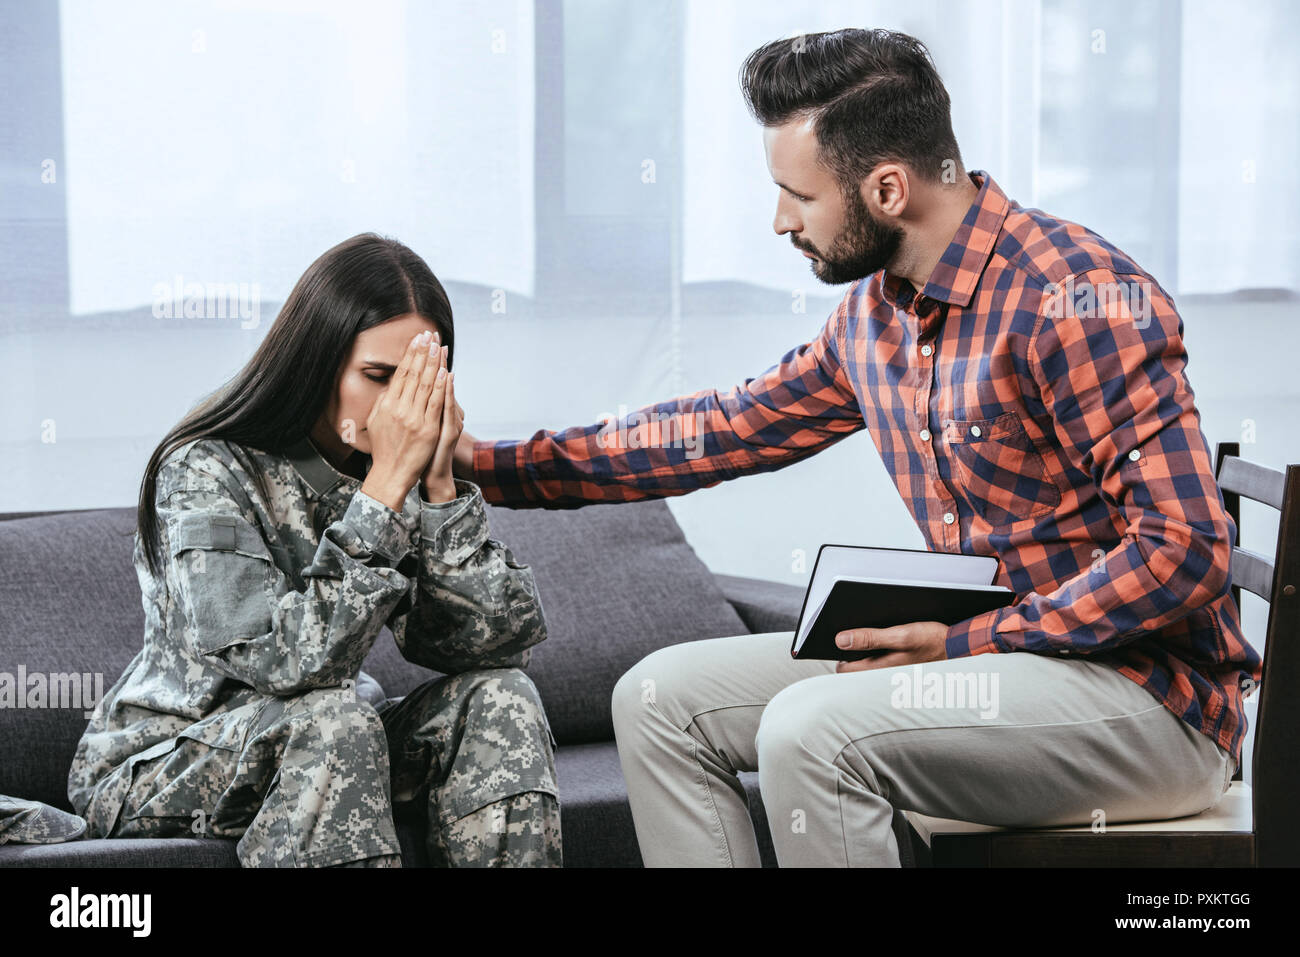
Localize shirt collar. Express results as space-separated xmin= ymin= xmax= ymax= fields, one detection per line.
xmin=283 ymin=433 xmax=363 ymax=499
xmin=881 ymin=169 xmax=1009 ymax=310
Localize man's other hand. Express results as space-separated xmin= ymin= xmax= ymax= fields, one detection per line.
xmin=834 ymin=621 xmax=949 ymax=673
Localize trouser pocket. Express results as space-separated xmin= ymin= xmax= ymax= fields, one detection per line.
xmin=115 ymin=734 xmax=242 ymax=839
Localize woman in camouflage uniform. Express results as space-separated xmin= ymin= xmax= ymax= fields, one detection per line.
xmin=67 ymin=234 xmax=560 ymax=867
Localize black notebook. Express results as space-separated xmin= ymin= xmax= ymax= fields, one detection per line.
xmin=790 ymin=544 xmax=1016 ymax=661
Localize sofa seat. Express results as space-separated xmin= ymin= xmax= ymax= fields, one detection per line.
xmin=0 ymin=740 xmax=778 ymax=868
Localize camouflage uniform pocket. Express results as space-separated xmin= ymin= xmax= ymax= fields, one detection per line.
xmin=167 ymin=512 xmax=276 ymax=653
xmin=942 ymin=411 xmax=1061 ymax=526
xmin=116 ymin=698 xmax=271 ymax=836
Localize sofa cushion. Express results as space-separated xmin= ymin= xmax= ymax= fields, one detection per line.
xmin=363 ymin=498 xmax=750 ymax=744
xmin=0 ymin=508 xmax=148 ymax=811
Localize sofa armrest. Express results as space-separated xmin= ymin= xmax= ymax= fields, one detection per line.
xmin=713 ymin=573 xmax=805 ymax=635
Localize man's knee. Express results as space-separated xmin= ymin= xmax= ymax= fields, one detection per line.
xmin=611 ymin=642 xmax=699 ymax=733
xmin=611 ymin=656 xmax=654 ymax=732
xmin=756 ymin=676 xmax=839 ymax=766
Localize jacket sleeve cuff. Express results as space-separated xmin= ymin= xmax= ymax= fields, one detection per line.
xmin=342 ymin=489 xmax=418 ymax=566
xmin=419 ymin=477 xmax=489 ymax=567
xmin=945 ymin=607 xmax=1010 ymax=659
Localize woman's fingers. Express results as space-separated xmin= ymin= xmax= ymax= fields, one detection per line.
xmin=398 ymin=334 xmax=434 ymax=412
xmin=387 ymin=331 xmax=425 ymax=412
xmin=426 ymin=368 xmax=459 ymax=483
xmin=372 ymin=332 xmax=420 ymax=423
xmin=411 ymin=340 xmax=441 ymax=415
xmin=439 ymin=368 xmax=458 ymax=445
xmin=424 ymin=344 xmax=448 ymax=422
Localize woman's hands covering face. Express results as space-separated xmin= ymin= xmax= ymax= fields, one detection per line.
xmin=362 ymin=329 xmax=459 ymax=505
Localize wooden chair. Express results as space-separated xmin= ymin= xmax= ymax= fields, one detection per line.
xmin=905 ymin=441 xmax=1298 ymax=866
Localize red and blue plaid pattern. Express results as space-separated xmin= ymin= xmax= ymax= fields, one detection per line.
xmin=473 ymin=171 xmax=1261 ymax=767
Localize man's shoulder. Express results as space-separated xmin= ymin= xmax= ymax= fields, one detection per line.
xmin=995 ymin=201 xmax=1160 ymax=292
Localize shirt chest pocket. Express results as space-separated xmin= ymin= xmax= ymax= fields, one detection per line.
xmin=167 ymin=512 xmax=277 ymax=653
xmin=942 ymin=411 xmax=1061 ymax=527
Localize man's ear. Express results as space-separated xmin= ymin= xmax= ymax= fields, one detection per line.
xmin=862 ymin=163 xmax=909 ymax=219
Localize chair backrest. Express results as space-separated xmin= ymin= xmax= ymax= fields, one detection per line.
xmin=1213 ymin=441 xmax=1300 ymax=867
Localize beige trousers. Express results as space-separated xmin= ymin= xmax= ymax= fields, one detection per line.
xmin=611 ymin=631 xmax=1233 ymax=867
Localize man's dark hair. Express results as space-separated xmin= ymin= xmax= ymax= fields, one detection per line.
xmin=739 ymin=28 xmax=962 ymax=188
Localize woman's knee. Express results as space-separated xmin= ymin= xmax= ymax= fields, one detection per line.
xmin=440 ymin=668 xmax=555 ymax=756
xmin=455 ymin=667 xmax=547 ymax=723
xmin=463 ymin=666 xmax=542 ymax=702
xmin=251 ymin=685 xmax=386 ymax=747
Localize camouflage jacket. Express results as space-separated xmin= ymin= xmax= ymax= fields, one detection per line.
xmin=67 ymin=435 xmax=547 ymax=825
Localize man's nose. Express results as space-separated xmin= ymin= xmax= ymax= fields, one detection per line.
xmin=773 ymin=199 xmax=800 ymax=236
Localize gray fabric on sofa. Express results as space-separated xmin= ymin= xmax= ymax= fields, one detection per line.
xmin=0 ymin=497 xmax=871 ymax=867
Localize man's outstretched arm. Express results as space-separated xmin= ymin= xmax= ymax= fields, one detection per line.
xmin=457 ymin=295 xmax=866 ymax=507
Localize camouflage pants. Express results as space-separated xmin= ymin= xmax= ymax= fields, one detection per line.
xmin=102 ymin=668 xmax=561 ymax=867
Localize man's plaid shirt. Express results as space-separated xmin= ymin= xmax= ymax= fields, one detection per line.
xmin=472 ymin=170 xmax=1261 ymax=768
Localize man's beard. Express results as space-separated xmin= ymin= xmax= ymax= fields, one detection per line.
xmin=794 ymin=185 xmax=903 ymax=285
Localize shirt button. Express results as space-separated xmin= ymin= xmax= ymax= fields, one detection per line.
xmin=943 ymin=511 xmax=955 ymax=525
xmin=920 ymin=344 xmax=933 ymax=357
xmin=970 ymin=425 xmax=982 ymax=437
xmin=1129 ymin=449 xmax=1141 ymax=461
xmin=920 ymin=428 xmax=931 ymax=442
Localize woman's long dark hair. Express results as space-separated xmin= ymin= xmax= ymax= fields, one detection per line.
xmin=137 ymin=232 xmax=455 ymax=578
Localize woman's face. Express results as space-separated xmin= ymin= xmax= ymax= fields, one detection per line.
xmin=311 ymin=312 xmax=445 ymax=465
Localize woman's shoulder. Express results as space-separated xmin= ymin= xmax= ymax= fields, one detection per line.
xmin=155 ymin=437 xmax=260 ymax=503
xmin=159 ymin=436 xmax=235 ymax=477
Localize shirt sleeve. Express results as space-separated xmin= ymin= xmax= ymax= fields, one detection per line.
xmin=470 ymin=296 xmax=866 ymax=507
xmin=158 ymin=453 xmax=418 ymax=696
xmin=945 ymin=267 xmax=1235 ymax=659
xmin=386 ymin=477 xmax=547 ymax=673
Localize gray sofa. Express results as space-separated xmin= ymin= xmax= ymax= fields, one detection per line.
xmin=1 ymin=495 xmax=902 ymax=867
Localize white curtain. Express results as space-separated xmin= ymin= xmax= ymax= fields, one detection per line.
xmin=4 ymin=0 xmax=1296 ymax=533
xmin=1177 ymin=0 xmax=1300 ymax=294
xmin=58 ymin=0 xmax=535 ymax=315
